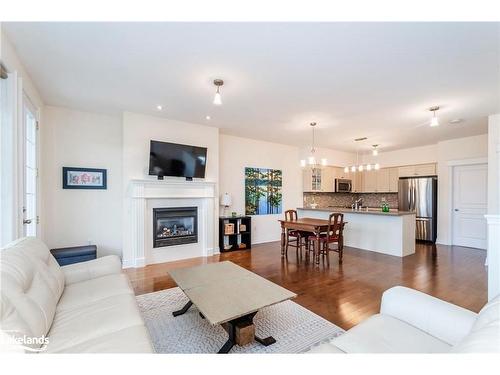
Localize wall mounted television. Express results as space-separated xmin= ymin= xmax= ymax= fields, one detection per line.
xmin=148 ymin=140 xmax=207 ymax=179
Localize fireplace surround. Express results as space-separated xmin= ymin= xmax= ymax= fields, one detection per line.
xmin=124 ymin=179 xmax=217 ymax=267
xmin=153 ymin=207 xmax=198 ymax=248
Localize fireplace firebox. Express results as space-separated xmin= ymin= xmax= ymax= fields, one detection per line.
xmin=153 ymin=207 xmax=198 ymax=248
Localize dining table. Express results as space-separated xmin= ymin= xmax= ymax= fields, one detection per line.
xmin=278 ymin=217 xmax=347 ymax=265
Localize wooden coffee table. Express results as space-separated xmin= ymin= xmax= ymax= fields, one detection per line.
xmin=169 ymin=261 xmax=297 ymax=353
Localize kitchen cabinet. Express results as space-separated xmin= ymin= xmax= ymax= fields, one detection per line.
xmin=376 ymin=168 xmax=390 ymax=192
xmin=389 ymin=167 xmax=399 ymax=192
xmin=321 ymin=167 xmax=334 ymax=192
xmin=362 ymin=170 xmax=377 ymax=192
xmin=398 ymin=163 xmax=436 ymax=177
xmin=303 ymin=167 xmax=334 ymax=192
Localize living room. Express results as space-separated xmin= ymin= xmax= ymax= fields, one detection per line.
xmin=1 ymin=1 xmax=499 ymax=372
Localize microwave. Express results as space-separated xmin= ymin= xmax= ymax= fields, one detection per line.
xmin=335 ymin=178 xmax=352 ymax=193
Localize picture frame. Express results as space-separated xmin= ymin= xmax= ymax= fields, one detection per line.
xmin=62 ymin=167 xmax=107 ymax=190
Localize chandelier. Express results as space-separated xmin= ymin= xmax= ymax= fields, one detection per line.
xmin=300 ymin=122 xmax=327 ymax=168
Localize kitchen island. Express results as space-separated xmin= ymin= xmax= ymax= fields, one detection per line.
xmin=297 ymin=207 xmax=416 ymax=257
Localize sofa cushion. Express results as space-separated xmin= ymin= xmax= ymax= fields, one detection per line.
xmin=0 ymin=237 xmax=64 ymax=346
xmin=452 ymin=295 xmax=500 ymax=353
xmin=57 ymin=273 xmax=134 ymax=312
xmin=46 ymin=325 xmax=153 ymax=353
xmin=331 ymin=314 xmax=451 ymax=353
xmin=45 ymin=293 xmax=149 ymax=353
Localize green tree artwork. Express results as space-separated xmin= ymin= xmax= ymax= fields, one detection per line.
xmin=245 ymin=167 xmax=283 ymax=215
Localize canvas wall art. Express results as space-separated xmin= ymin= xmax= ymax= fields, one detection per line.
xmin=245 ymin=167 xmax=282 ymax=215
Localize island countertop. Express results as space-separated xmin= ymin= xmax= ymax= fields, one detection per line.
xmin=297 ymin=207 xmax=416 ymax=257
xmin=298 ymin=206 xmax=415 ymax=217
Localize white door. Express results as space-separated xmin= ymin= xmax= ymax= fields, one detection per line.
xmin=22 ymin=95 xmax=39 ymax=237
xmin=452 ymin=164 xmax=487 ymax=249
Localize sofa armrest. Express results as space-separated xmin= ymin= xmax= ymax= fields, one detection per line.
xmin=380 ymin=286 xmax=477 ymax=345
xmin=62 ymin=255 xmax=123 ymax=285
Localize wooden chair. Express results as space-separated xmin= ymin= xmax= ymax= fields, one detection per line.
xmin=308 ymin=213 xmax=345 ymax=264
xmin=284 ymin=209 xmax=309 ymax=257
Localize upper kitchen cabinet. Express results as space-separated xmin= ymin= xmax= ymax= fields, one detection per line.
xmin=389 ymin=167 xmax=399 ymax=192
xmin=398 ymin=163 xmax=436 ymax=177
xmin=303 ymin=166 xmax=335 ymax=192
xmin=376 ymin=168 xmax=390 ymax=192
xmin=362 ymin=170 xmax=377 ymax=192
xmin=321 ymin=166 xmax=335 ymax=192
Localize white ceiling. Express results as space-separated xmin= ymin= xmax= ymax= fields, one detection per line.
xmin=3 ymin=22 xmax=499 ymax=152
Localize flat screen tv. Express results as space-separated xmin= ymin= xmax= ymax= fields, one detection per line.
xmin=149 ymin=140 xmax=207 ymax=179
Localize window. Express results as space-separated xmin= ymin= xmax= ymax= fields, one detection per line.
xmin=22 ymin=95 xmax=39 ymax=237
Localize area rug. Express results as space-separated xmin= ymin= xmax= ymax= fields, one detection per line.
xmin=136 ymin=287 xmax=344 ymax=353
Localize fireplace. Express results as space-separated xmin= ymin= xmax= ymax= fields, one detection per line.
xmin=153 ymin=207 xmax=198 ymax=248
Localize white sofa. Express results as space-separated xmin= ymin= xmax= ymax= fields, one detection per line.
xmin=0 ymin=237 xmax=154 ymax=353
xmin=308 ymin=286 xmax=500 ymax=353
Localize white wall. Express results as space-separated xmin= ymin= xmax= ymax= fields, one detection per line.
xmin=436 ymin=134 xmax=489 ymax=245
xmin=488 ymin=114 xmax=500 ymax=215
xmin=122 ymin=112 xmax=219 ymax=183
xmin=220 ymin=134 xmax=303 ymax=244
xmin=362 ymin=144 xmax=438 ymax=167
xmin=41 ymin=106 xmax=123 ymax=256
xmin=299 ymin=146 xmax=355 ymax=167
xmin=122 ymin=112 xmax=220 ymax=264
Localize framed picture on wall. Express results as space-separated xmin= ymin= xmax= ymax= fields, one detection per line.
xmin=62 ymin=167 xmax=107 ymax=189
xmin=244 ymin=167 xmax=282 ymax=215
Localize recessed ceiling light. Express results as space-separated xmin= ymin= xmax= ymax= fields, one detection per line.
xmin=156 ymin=105 xmax=163 ymax=111
xmin=205 ymin=115 xmax=211 ymax=120
xmin=449 ymin=118 xmax=463 ymax=124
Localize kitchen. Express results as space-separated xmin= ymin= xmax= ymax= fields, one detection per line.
xmin=299 ymin=162 xmax=438 ymax=257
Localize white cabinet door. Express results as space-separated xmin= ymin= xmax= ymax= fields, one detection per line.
xmin=415 ymin=163 xmax=436 ymax=176
xmin=376 ymin=169 xmax=390 ymax=192
xmin=389 ymin=168 xmax=399 ymax=192
xmin=452 ymin=164 xmax=487 ymax=249
xmin=363 ymin=171 xmax=377 ymax=192
xmin=399 ymin=163 xmax=436 ymax=177
xmin=321 ymin=167 xmax=334 ymax=192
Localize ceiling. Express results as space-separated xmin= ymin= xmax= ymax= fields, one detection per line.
xmin=3 ymin=22 xmax=499 ymax=152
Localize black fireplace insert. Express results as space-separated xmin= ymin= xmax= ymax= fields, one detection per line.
xmin=153 ymin=207 xmax=198 ymax=248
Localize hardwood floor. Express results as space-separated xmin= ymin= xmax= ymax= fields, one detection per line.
xmin=124 ymin=242 xmax=487 ymax=330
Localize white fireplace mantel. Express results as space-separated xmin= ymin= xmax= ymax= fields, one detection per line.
xmin=123 ymin=179 xmax=218 ymax=268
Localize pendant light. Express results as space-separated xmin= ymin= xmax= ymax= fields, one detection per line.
xmin=344 ymin=138 xmax=381 ymax=173
xmin=213 ymin=79 xmax=224 ymax=105
xmin=429 ymin=106 xmax=440 ymax=127
xmin=300 ymin=122 xmax=327 ymax=169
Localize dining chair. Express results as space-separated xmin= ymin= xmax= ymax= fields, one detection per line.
xmin=308 ymin=212 xmax=345 ymax=264
xmin=284 ymin=209 xmax=309 ymax=257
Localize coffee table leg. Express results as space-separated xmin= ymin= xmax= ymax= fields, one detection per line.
xmin=218 ymin=322 xmax=235 ymax=354
xmin=172 ymin=301 xmax=193 ymax=317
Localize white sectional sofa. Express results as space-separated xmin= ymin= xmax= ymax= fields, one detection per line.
xmin=0 ymin=237 xmax=153 ymax=353
xmin=308 ymin=286 xmax=500 ymax=353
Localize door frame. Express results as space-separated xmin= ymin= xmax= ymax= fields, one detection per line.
xmin=448 ymin=157 xmax=488 ymax=249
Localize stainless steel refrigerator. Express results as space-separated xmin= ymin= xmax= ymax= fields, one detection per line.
xmin=398 ymin=176 xmax=438 ymax=242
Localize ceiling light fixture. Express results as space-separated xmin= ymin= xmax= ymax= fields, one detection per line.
xmin=300 ymin=122 xmax=327 ymax=169
xmin=344 ymin=138 xmax=381 ymax=173
xmin=156 ymin=105 xmax=163 ymax=111
xmin=213 ymin=79 xmax=224 ymax=105
xmin=205 ymin=115 xmax=211 ymax=120
xmin=429 ymin=106 xmax=440 ymax=127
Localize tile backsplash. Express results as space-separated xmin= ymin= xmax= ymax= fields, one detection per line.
xmin=303 ymin=192 xmax=399 ymax=209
